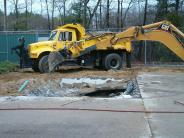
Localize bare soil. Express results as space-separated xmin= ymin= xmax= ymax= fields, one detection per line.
xmin=0 ymin=66 xmax=184 ymax=96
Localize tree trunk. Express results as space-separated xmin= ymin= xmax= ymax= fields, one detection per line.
xmin=51 ymin=0 xmax=55 ymax=29
xmin=87 ymin=0 xmax=101 ymax=28
xmin=99 ymin=0 xmax=102 ymax=28
xmin=175 ymin=0 xmax=180 ymax=13
xmin=83 ymin=0 xmax=89 ymax=27
xmin=117 ymin=0 xmax=120 ymax=28
xmin=106 ymin=0 xmax=110 ymax=28
xmin=63 ymin=0 xmax=66 ymax=24
xmin=122 ymin=0 xmax=132 ymax=28
xmin=3 ymin=0 xmax=7 ymax=30
xmin=120 ymin=0 xmax=123 ymax=28
xmin=143 ymin=0 xmax=148 ymax=25
xmin=25 ymin=0 xmax=28 ymax=29
xmin=95 ymin=12 xmax=98 ymax=29
xmin=45 ymin=0 xmax=51 ymax=30
xmin=14 ymin=0 xmax=19 ymax=30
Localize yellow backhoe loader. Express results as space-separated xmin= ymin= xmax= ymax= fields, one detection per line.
xmin=27 ymin=20 xmax=184 ymax=73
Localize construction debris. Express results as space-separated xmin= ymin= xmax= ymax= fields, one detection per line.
xmin=27 ymin=77 xmax=129 ymax=97
xmin=0 ymin=67 xmax=183 ymax=97
xmin=123 ymin=79 xmax=141 ymax=98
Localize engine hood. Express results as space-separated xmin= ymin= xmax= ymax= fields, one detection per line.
xmin=29 ymin=41 xmax=56 ymax=47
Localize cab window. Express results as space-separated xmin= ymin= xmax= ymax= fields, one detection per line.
xmin=58 ymin=32 xmax=72 ymax=41
xmin=49 ymin=31 xmax=57 ymax=40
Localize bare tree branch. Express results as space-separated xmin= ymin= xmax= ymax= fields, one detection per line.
xmin=87 ymin=0 xmax=101 ymax=27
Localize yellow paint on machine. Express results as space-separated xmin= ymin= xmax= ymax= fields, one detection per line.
xmin=28 ymin=21 xmax=184 ymax=60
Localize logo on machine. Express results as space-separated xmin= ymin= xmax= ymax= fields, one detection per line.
xmin=161 ymin=24 xmax=170 ymax=31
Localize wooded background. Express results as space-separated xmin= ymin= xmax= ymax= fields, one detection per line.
xmin=0 ymin=0 xmax=184 ymax=62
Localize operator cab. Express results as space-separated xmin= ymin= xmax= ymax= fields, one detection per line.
xmin=48 ymin=29 xmax=77 ymax=42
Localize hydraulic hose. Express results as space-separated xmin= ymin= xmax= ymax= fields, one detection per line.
xmin=0 ymin=107 xmax=184 ymax=114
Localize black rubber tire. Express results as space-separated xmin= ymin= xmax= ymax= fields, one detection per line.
xmin=32 ymin=60 xmax=40 ymax=72
xmin=104 ymin=53 xmax=122 ymax=70
xmin=38 ymin=55 xmax=49 ymax=73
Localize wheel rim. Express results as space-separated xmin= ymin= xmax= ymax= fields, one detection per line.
xmin=110 ymin=58 xmax=119 ymax=68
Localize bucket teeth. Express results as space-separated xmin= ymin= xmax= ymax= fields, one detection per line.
xmin=48 ymin=52 xmax=63 ymax=72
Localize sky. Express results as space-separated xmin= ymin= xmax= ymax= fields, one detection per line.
xmin=0 ymin=0 xmax=157 ymax=17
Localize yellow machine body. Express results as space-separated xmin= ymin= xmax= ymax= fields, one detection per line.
xmin=28 ymin=24 xmax=132 ymax=59
xmin=28 ymin=21 xmax=184 ymax=73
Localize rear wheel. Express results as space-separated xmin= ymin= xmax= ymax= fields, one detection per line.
xmin=104 ymin=53 xmax=122 ymax=70
xmin=39 ymin=55 xmax=49 ymax=73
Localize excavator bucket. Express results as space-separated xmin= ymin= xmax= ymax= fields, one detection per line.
xmin=48 ymin=51 xmax=64 ymax=72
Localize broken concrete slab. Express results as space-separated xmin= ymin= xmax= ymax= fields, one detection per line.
xmin=26 ymin=77 xmax=131 ymax=97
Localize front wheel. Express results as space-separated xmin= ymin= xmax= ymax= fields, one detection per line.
xmin=32 ymin=60 xmax=40 ymax=72
xmin=104 ymin=53 xmax=122 ymax=70
xmin=38 ymin=55 xmax=49 ymax=73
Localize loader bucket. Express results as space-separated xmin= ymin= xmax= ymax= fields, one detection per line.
xmin=48 ymin=51 xmax=64 ymax=72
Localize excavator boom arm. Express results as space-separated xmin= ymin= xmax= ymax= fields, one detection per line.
xmin=115 ymin=21 xmax=184 ymax=60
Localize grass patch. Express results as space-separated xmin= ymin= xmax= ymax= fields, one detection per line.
xmin=0 ymin=61 xmax=18 ymax=74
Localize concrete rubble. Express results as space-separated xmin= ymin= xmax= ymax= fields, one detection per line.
xmin=25 ymin=77 xmax=140 ymax=98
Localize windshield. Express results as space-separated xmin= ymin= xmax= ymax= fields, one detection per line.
xmin=49 ymin=31 xmax=57 ymax=40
